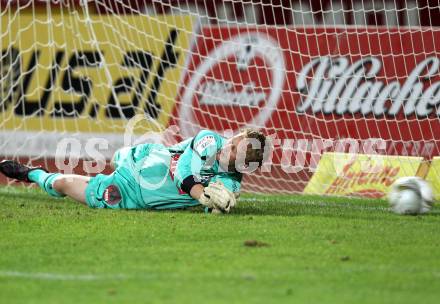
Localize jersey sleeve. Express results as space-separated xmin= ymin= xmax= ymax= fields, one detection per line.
xmin=174 ymin=130 xmax=223 ymax=194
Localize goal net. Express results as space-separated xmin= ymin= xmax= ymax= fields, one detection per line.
xmin=1 ymin=0 xmax=440 ymax=198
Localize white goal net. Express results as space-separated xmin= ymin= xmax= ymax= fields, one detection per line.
xmin=1 ymin=0 xmax=440 ymax=198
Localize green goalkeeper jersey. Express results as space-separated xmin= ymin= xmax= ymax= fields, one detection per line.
xmin=86 ymin=130 xmax=242 ymax=210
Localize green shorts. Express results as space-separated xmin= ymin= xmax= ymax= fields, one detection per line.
xmin=85 ymin=172 xmax=141 ymax=209
xmin=85 ymin=146 xmax=140 ymax=209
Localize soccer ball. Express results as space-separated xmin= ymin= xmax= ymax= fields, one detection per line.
xmin=388 ymin=176 xmax=434 ymax=215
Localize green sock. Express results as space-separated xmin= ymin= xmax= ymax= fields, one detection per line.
xmin=28 ymin=169 xmax=65 ymax=198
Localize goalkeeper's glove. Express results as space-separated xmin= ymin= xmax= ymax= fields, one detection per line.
xmin=198 ymin=181 xmax=237 ymax=213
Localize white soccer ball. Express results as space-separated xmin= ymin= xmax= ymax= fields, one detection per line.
xmin=388 ymin=176 xmax=434 ymax=215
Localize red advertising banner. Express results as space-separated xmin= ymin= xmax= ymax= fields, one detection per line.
xmin=172 ymin=26 xmax=440 ymax=192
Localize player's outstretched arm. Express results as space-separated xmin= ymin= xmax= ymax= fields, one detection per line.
xmin=189 ymin=184 xmax=204 ymax=200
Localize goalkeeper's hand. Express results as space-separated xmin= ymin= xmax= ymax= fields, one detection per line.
xmin=198 ymin=181 xmax=237 ymax=213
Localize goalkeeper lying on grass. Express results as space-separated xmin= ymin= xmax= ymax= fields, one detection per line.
xmin=0 ymin=129 xmax=266 ymax=213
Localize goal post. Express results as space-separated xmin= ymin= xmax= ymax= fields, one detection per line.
xmin=1 ymin=0 xmax=440 ymax=198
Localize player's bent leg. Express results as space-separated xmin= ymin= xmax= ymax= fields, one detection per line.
xmin=1 ymin=160 xmax=139 ymax=210
xmin=0 ymin=160 xmax=63 ymax=198
xmin=52 ymin=175 xmax=90 ymax=205
xmin=0 ymin=160 xmax=89 ymax=205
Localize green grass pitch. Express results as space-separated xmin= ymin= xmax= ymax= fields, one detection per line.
xmin=1 ymin=186 xmax=439 ymax=304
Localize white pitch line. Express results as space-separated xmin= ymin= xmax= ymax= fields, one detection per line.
xmin=0 ymin=271 xmax=129 ymax=281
